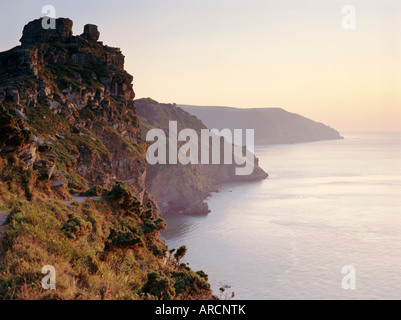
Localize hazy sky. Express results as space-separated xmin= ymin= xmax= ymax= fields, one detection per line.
xmin=1 ymin=0 xmax=400 ymax=132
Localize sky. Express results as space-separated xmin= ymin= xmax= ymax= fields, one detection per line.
xmin=0 ymin=0 xmax=400 ymax=132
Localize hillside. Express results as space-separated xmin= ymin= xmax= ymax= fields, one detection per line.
xmin=180 ymin=105 xmax=343 ymax=145
xmin=0 ymin=18 xmax=154 ymax=207
xmin=0 ymin=18 xmax=211 ymax=300
xmin=136 ymin=98 xmax=268 ymax=215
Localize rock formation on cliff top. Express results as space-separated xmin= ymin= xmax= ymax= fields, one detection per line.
xmin=20 ymin=18 xmax=74 ymax=45
xmin=0 ymin=18 xmax=157 ymax=213
xmin=81 ymin=24 xmax=100 ymax=42
xmin=20 ymin=18 xmax=101 ymax=45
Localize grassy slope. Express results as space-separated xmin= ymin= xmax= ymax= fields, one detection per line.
xmin=0 ymin=182 xmax=212 ymax=300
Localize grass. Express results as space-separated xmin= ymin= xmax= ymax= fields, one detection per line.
xmin=0 ymin=182 xmax=212 ymax=300
xmin=50 ymin=62 xmax=99 ymax=92
xmin=64 ymin=172 xmax=88 ymax=193
xmin=0 ymin=201 xmax=10 ymax=211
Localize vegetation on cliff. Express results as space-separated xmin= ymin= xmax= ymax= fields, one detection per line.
xmin=0 ymin=182 xmax=211 ymax=300
xmin=0 ymin=17 xmax=153 ymax=207
xmin=0 ymin=18 xmax=212 ymax=300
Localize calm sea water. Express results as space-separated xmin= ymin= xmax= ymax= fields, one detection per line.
xmin=162 ymin=133 xmax=401 ymax=300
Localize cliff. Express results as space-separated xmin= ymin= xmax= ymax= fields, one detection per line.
xmin=136 ymin=98 xmax=268 ymax=215
xmin=180 ymin=105 xmax=343 ymax=145
xmin=0 ymin=18 xmax=212 ymax=300
xmin=0 ymin=18 xmax=156 ymax=209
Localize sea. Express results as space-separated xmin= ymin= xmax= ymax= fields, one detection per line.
xmin=162 ymin=132 xmax=401 ymax=299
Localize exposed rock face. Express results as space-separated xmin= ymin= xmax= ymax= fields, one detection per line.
xmin=1 ymin=18 xmax=158 ymax=213
xmin=20 ymin=18 xmax=73 ymax=45
xmin=46 ymin=164 xmax=57 ymax=180
xmin=136 ymin=98 xmax=268 ymax=215
xmin=81 ymin=24 xmax=100 ymax=41
xmin=16 ymin=143 xmax=37 ymax=169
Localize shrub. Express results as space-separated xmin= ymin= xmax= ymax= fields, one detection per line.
xmin=64 ymin=173 xmax=88 ymax=192
xmin=61 ymin=213 xmax=92 ymax=240
xmin=141 ymin=218 xmax=167 ymax=235
xmin=104 ymin=225 xmax=144 ymax=253
xmin=0 ymin=111 xmax=31 ymax=150
xmin=38 ymin=144 xmax=53 ymax=153
xmin=105 ymin=181 xmax=142 ymax=213
xmin=196 ymin=270 xmax=208 ymax=281
xmin=151 ymin=245 xmax=167 ymax=258
xmin=81 ymin=185 xmax=108 ymax=197
xmin=174 ymin=245 xmax=187 ymax=264
xmin=172 ymin=269 xmax=211 ymax=300
xmin=141 ymin=272 xmax=176 ymax=300
xmin=141 ymin=208 xmax=154 ymax=220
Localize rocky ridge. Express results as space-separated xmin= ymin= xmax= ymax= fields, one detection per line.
xmin=0 ymin=18 xmax=155 ymax=211
xmin=0 ymin=18 xmax=215 ymax=300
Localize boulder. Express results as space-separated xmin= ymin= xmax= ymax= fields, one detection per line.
xmin=47 ymin=164 xmax=57 ymax=180
xmin=81 ymin=24 xmax=100 ymax=42
xmin=17 ymin=144 xmax=37 ymax=169
xmin=51 ymin=179 xmax=68 ymax=187
xmin=15 ymin=110 xmax=27 ymax=121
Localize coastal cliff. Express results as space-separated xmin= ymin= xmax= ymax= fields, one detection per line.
xmin=0 ymin=18 xmax=211 ymax=300
xmin=136 ymin=98 xmax=268 ymax=215
xmin=180 ymin=105 xmax=343 ymax=145
xmin=0 ymin=18 xmax=157 ymax=209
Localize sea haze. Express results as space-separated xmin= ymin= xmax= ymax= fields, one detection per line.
xmin=162 ymin=132 xmax=401 ymax=299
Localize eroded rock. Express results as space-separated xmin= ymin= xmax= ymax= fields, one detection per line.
xmin=81 ymin=24 xmax=100 ymax=42
xmin=51 ymin=179 xmax=68 ymax=187
xmin=20 ymin=18 xmax=73 ymax=45
xmin=47 ymin=164 xmax=57 ymax=180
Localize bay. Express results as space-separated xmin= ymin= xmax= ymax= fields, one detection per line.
xmin=163 ymin=132 xmax=401 ymax=299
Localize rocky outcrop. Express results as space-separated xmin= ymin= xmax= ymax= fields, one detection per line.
xmin=51 ymin=179 xmax=68 ymax=187
xmin=46 ymin=164 xmax=57 ymax=179
xmin=0 ymin=18 xmax=158 ymax=212
xmin=81 ymin=24 xmax=100 ymax=41
xmin=20 ymin=18 xmax=73 ymax=45
xmin=16 ymin=143 xmax=37 ymax=169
